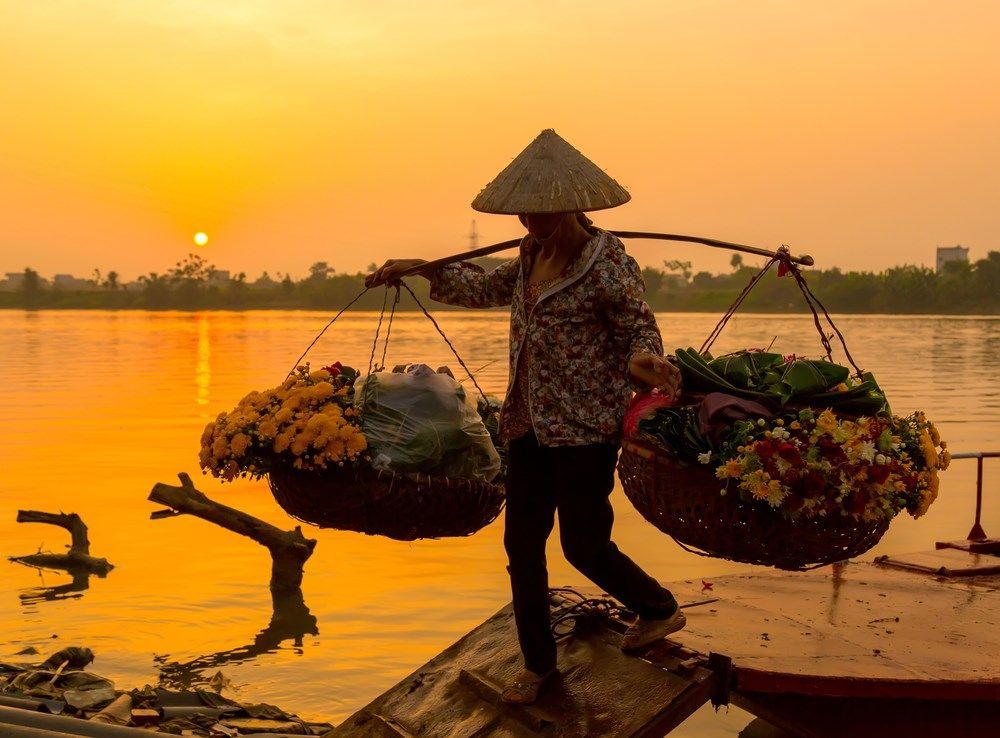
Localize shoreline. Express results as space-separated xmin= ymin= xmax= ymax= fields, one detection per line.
xmin=2 ymin=306 xmax=999 ymax=316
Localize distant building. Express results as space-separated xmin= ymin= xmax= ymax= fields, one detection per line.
xmin=936 ymin=245 xmax=969 ymax=274
xmin=207 ymin=269 xmax=231 ymax=286
xmin=52 ymin=274 xmax=98 ymax=290
xmin=1 ymin=272 xmax=25 ymax=291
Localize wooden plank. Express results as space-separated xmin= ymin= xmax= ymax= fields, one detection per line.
xmin=874 ymin=548 xmax=1000 ymax=576
xmin=936 ymin=538 xmax=1000 ymax=555
xmin=331 ymin=604 xmax=715 ymax=736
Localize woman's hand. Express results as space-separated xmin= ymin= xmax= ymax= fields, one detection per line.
xmin=629 ymin=352 xmax=682 ymax=398
xmin=366 ymin=259 xmax=430 ymax=288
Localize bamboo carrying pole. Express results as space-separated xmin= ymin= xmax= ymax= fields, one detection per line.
xmin=387 ymin=230 xmax=814 ymax=281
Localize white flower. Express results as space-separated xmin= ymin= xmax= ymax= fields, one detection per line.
xmin=698 ymin=452 xmax=712 ymax=465
xmin=875 ymin=453 xmax=887 ymax=465
xmin=858 ymin=441 xmax=876 ymax=463
xmin=757 ymin=419 xmax=766 ymax=427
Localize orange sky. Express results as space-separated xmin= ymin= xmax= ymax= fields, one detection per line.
xmin=2 ymin=1 xmax=998 ymax=280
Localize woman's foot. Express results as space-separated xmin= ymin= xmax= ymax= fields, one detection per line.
xmin=621 ymin=609 xmax=687 ymax=652
xmin=500 ymin=667 xmax=558 ymax=705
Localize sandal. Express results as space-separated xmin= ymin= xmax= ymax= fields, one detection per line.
xmin=500 ymin=667 xmax=558 ymax=705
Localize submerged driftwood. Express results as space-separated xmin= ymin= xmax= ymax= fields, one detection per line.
xmin=148 ymin=472 xmax=316 ymax=591
xmin=10 ymin=510 xmax=114 ymax=576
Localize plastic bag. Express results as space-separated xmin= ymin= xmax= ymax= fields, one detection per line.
xmin=354 ymin=365 xmax=501 ymax=482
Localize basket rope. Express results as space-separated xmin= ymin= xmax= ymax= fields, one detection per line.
xmin=285 ymin=286 xmax=369 ymax=378
xmin=397 ymin=280 xmax=490 ymax=405
xmin=699 ymin=247 xmax=864 ymax=377
xmin=283 ymin=281 xmax=489 ymax=405
xmin=366 ymin=284 xmax=392 ymax=377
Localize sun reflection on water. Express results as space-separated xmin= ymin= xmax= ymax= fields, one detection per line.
xmin=196 ymin=314 xmax=211 ymax=410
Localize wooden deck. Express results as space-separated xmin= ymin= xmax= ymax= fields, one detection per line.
xmin=333 ymin=550 xmax=1000 ymax=736
xmin=644 ymin=552 xmax=1000 ymax=700
xmin=331 ymin=592 xmax=717 ymax=737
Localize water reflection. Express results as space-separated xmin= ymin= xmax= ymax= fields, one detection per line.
xmin=155 ymin=588 xmax=318 ymax=690
xmin=196 ymin=314 xmax=211 ymax=409
xmin=14 ymin=564 xmax=99 ymax=606
xmin=826 ymin=561 xmax=845 ymax=625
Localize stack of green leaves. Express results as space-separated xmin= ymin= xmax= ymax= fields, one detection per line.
xmin=674 ymin=348 xmax=888 ymax=415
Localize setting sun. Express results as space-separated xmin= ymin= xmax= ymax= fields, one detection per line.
xmin=193 ymin=232 xmax=208 ymax=246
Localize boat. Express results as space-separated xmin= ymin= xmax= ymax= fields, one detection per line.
xmin=332 ymin=451 xmax=1000 ymax=737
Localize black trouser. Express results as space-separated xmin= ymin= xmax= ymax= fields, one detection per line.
xmin=504 ymin=432 xmax=678 ymax=674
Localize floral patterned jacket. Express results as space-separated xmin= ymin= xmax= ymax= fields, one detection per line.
xmin=429 ymin=230 xmax=663 ymax=447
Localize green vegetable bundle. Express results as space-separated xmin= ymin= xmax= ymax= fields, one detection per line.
xmin=674 ymin=348 xmax=888 ymax=415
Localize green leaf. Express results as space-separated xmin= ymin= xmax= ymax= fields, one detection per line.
xmin=806 ymin=359 xmax=850 ymax=387
xmin=676 ymin=348 xmax=773 ymax=399
xmin=708 ymin=351 xmax=785 ymax=390
xmin=776 ymin=359 xmax=828 ymax=401
xmin=708 ymin=353 xmax=754 ymax=388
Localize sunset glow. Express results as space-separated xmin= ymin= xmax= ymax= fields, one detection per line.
xmin=2 ymin=2 xmax=998 ymax=280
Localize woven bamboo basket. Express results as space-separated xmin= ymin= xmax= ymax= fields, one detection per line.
xmin=618 ymin=437 xmax=890 ymax=570
xmin=268 ymin=464 xmax=505 ymax=541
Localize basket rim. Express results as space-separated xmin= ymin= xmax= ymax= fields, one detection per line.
xmin=266 ymin=459 xmax=504 ymax=491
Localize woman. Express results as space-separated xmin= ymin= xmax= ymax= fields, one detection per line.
xmin=367 ymin=130 xmax=684 ymax=705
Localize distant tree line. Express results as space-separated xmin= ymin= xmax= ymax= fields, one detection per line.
xmin=2 ymin=250 xmax=999 ymax=314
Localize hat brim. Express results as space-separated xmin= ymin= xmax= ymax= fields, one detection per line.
xmin=471 ymin=129 xmax=631 ymax=215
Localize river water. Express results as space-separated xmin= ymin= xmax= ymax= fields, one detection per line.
xmin=1 ymin=310 xmax=998 ymax=735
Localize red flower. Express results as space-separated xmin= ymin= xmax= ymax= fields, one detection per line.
xmin=777 ymin=442 xmax=802 ymax=465
xmin=868 ymin=464 xmax=892 ymax=485
xmin=321 ymin=361 xmax=343 ymax=377
xmin=818 ymin=437 xmax=847 ymax=464
xmin=803 ymin=471 xmax=826 ymax=497
xmin=755 ymin=440 xmax=776 ymax=461
xmin=848 ymin=490 xmax=870 ymax=515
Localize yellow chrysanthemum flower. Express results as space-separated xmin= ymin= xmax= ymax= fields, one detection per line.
xmin=273 ymin=432 xmax=293 ymax=453
xmin=230 ymin=432 xmax=251 ymax=457
xmin=816 ymin=410 xmax=837 ymax=434
xmin=212 ymin=436 xmax=229 ymax=458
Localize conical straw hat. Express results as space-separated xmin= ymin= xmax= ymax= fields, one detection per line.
xmin=471 ymin=129 xmax=631 ymax=214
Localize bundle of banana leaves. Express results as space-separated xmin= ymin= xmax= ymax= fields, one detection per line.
xmin=673 ymin=348 xmax=888 ymax=415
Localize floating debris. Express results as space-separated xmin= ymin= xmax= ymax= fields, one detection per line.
xmin=0 ymin=647 xmax=333 ymax=735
